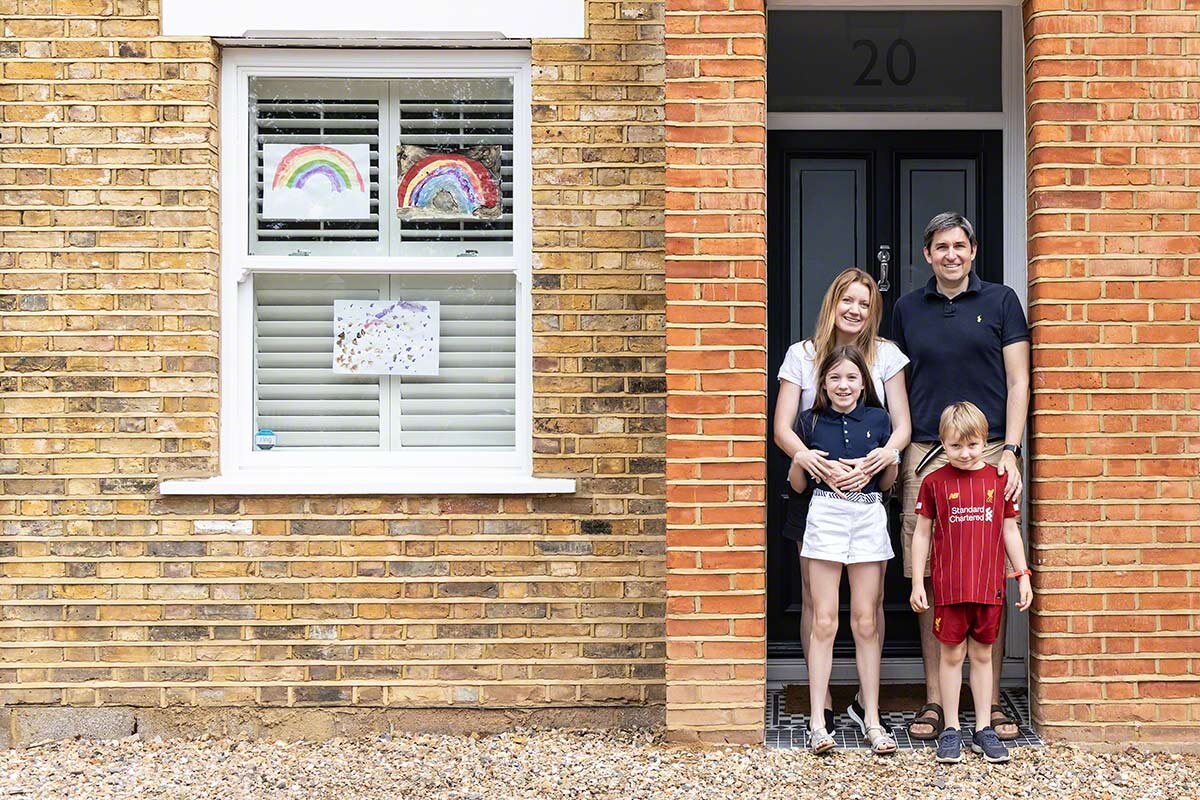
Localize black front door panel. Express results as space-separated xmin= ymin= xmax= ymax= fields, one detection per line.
xmin=766 ymin=130 xmax=1003 ymax=658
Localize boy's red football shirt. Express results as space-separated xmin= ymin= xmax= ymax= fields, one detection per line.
xmin=915 ymin=462 xmax=1019 ymax=606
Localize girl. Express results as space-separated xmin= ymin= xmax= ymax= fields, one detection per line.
xmin=789 ymin=346 xmax=898 ymax=755
xmin=773 ymin=268 xmax=911 ymax=733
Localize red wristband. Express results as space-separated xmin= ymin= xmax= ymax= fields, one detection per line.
xmin=1007 ymin=568 xmax=1032 ymax=579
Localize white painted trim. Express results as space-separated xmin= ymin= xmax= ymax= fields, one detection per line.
xmin=160 ymin=471 xmax=576 ymax=496
xmin=162 ymin=0 xmax=585 ymax=39
xmin=207 ymin=48 xmax=543 ymax=494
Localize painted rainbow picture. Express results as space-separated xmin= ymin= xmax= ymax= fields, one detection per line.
xmin=262 ymin=143 xmax=371 ymax=221
xmin=396 ymin=145 xmax=502 ymax=221
xmin=272 ymin=145 xmax=367 ymax=193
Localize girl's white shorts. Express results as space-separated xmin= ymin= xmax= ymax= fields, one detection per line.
xmin=800 ymin=490 xmax=893 ymax=565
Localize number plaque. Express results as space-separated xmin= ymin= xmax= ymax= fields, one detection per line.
xmin=768 ymin=11 xmax=1002 ymax=113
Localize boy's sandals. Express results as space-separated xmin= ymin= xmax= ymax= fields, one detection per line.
xmin=990 ymin=704 xmax=1021 ymax=740
xmin=808 ymin=727 xmax=836 ymax=754
xmin=864 ymin=725 xmax=897 ymax=755
xmin=907 ymin=702 xmax=944 ymax=741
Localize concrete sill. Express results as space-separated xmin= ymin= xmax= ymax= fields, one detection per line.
xmin=159 ymin=471 xmax=577 ymax=496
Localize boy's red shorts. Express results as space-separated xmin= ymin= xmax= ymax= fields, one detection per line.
xmin=933 ymin=602 xmax=1003 ymax=645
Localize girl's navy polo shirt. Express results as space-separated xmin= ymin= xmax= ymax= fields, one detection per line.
xmin=794 ymin=400 xmax=892 ymax=494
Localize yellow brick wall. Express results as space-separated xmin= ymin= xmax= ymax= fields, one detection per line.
xmin=0 ymin=0 xmax=667 ymax=713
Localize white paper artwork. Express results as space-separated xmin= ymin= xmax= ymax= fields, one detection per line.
xmin=262 ymin=143 xmax=372 ymax=220
xmin=333 ymin=299 xmax=440 ymax=376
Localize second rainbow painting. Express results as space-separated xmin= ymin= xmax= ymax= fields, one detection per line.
xmin=397 ymin=145 xmax=503 ymax=221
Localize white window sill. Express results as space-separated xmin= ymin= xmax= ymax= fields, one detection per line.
xmin=159 ymin=470 xmax=576 ymax=496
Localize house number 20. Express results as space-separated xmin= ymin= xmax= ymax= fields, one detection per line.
xmin=852 ymin=38 xmax=917 ymax=86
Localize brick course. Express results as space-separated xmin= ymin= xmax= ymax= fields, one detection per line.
xmin=663 ymin=0 xmax=766 ymax=744
xmin=1025 ymin=0 xmax=1200 ymax=748
xmin=0 ymin=0 xmax=667 ymax=719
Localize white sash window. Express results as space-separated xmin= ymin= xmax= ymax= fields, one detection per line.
xmin=162 ymin=49 xmax=571 ymax=495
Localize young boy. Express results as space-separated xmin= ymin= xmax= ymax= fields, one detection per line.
xmin=909 ymin=401 xmax=1033 ymax=764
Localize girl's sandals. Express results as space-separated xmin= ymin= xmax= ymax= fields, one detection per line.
xmin=864 ymin=725 xmax=897 ymax=755
xmin=808 ymin=727 xmax=836 ymax=754
xmin=907 ymin=702 xmax=944 ymax=741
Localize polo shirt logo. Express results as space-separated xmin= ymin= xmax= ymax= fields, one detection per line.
xmin=986 ymin=488 xmax=995 ymax=503
xmin=977 ymin=315 xmax=983 ymax=323
xmin=948 ymin=492 xmax=960 ymax=500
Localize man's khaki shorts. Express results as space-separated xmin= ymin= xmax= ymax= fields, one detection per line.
xmin=900 ymin=439 xmax=1023 ymax=578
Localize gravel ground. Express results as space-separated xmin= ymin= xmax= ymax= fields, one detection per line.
xmin=1 ymin=729 xmax=1197 ymax=800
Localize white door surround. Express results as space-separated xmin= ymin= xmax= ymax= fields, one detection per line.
xmin=764 ymin=1 xmax=1030 ymax=687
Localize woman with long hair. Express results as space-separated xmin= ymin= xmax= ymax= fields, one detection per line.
xmin=772 ymin=268 xmax=912 ymax=738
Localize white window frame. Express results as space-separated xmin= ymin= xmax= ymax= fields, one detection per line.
xmin=161 ymin=48 xmax=573 ymax=495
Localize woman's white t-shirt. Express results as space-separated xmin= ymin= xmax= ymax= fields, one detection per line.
xmin=777 ymin=339 xmax=909 ymax=411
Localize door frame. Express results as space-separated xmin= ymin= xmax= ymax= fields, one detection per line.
xmin=763 ymin=0 xmax=1029 ymax=686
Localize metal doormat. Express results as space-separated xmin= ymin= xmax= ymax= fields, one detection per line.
xmin=765 ymin=687 xmax=1043 ymax=750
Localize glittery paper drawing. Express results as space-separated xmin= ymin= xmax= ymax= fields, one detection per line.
xmin=333 ymin=299 xmax=440 ymax=376
xmin=263 ymin=144 xmax=371 ymax=220
xmin=396 ymin=145 xmax=502 ymax=221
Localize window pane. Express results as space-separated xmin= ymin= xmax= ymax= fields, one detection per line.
xmin=394 ymin=78 xmax=515 ymax=258
xmin=390 ymin=272 xmax=517 ymax=449
xmin=248 ymin=77 xmax=515 ymax=258
xmin=250 ymin=79 xmax=386 ymax=257
xmin=767 ymin=11 xmax=1002 ymax=113
xmin=252 ymin=272 xmax=517 ymax=451
xmin=254 ymin=273 xmax=385 ymax=448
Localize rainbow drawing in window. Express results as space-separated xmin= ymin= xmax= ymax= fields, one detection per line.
xmin=396 ymin=145 xmax=502 ymax=221
xmin=262 ymin=143 xmax=371 ymax=221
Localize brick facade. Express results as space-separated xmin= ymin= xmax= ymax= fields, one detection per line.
xmin=663 ymin=0 xmax=767 ymax=744
xmin=0 ymin=0 xmax=667 ymax=731
xmin=0 ymin=0 xmax=1197 ymax=750
xmin=1024 ymin=1 xmax=1200 ymax=747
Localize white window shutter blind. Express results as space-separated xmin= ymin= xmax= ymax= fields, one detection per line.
xmin=391 ymin=273 xmax=516 ymax=448
xmin=254 ymin=274 xmax=385 ymax=448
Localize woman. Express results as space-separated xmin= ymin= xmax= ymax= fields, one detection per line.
xmin=772 ymin=268 xmax=912 ymax=740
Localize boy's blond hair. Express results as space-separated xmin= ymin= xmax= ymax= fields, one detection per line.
xmin=938 ymin=401 xmax=989 ymax=444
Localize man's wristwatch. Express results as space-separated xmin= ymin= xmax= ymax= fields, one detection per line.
xmin=892 ymin=448 xmax=901 ymax=465
xmin=1002 ymin=443 xmax=1022 ymax=458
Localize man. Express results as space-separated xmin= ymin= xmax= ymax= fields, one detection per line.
xmin=892 ymin=212 xmax=1031 ymax=742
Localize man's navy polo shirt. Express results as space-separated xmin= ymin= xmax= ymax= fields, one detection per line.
xmin=892 ymin=272 xmax=1029 ymax=443
xmin=795 ymin=400 xmax=892 ymax=494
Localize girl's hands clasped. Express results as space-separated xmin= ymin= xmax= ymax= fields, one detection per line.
xmin=792 ymin=449 xmax=852 ymax=498
xmin=832 ymin=447 xmax=897 ymax=493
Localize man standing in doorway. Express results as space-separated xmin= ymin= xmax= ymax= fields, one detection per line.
xmin=893 ymin=212 xmax=1030 ymax=741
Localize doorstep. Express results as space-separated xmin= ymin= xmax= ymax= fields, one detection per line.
xmin=765 ymin=687 xmax=1044 ymax=750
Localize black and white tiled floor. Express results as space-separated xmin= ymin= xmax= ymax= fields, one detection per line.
xmin=765 ymin=687 xmax=1043 ymax=750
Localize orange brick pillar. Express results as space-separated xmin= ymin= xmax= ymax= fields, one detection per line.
xmin=663 ymin=0 xmax=768 ymax=744
xmin=1026 ymin=2 xmax=1200 ymax=747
